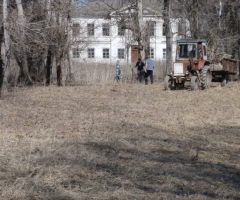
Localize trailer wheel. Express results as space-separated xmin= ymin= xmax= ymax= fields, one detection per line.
xmin=221 ymin=73 xmax=229 ymax=87
xmin=190 ymin=76 xmax=199 ymax=90
xmin=164 ymin=75 xmax=172 ymax=90
xmin=201 ymin=66 xmax=212 ymax=89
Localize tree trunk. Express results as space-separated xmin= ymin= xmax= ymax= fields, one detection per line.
xmin=163 ymin=0 xmax=173 ymax=74
xmin=136 ymin=0 xmax=150 ymax=60
xmin=192 ymin=1 xmax=198 ymax=38
xmin=16 ymin=0 xmax=33 ymax=85
xmin=136 ymin=0 xmax=145 ymax=59
xmin=56 ymin=0 xmax=73 ymax=86
xmin=66 ymin=50 xmax=74 ymax=85
xmin=1 ymin=0 xmax=10 ymax=96
xmin=238 ymin=38 xmax=240 ymax=78
xmin=46 ymin=48 xmax=52 ymax=85
xmin=186 ymin=0 xmax=199 ymax=38
xmin=37 ymin=49 xmax=48 ymax=82
xmin=0 ymin=27 xmax=4 ymax=94
xmin=44 ymin=0 xmax=54 ymax=85
xmin=65 ymin=0 xmax=74 ymax=83
xmin=56 ymin=50 xmax=63 ymax=86
xmin=237 ymin=6 xmax=240 ymax=78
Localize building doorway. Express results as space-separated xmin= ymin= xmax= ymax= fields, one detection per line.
xmin=131 ymin=45 xmax=140 ymax=64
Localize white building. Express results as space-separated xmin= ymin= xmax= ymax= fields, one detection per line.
xmin=71 ymin=2 xmax=184 ymax=64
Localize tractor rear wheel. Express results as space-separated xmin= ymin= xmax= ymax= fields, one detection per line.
xmin=164 ymin=75 xmax=172 ymax=90
xmin=201 ymin=66 xmax=212 ymax=89
xmin=190 ymin=76 xmax=199 ymax=90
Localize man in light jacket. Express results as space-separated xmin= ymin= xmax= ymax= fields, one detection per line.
xmin=144 ymin=55 xmax=154 ymax=84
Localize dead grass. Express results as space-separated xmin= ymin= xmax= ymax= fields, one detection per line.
xmin=0 ymin=81 xmax=240 ymax=200
xmin=69 ymin=61 xmax=166 ymax=85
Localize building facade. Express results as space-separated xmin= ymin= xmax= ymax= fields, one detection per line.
xmin=71 ymin=3 xmax=183 ymax=64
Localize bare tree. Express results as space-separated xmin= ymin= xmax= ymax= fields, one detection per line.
xmin=44 ymin=0 xmax=73 ymax=86
xmin=173 ymin=0 xmax=239 ymax=70
xmin=14 ymin=0 xmax=33 ymax=85
xmin=0 ymin=0 xmax=10 ymax=95
xmin=5 ymin=0 xmax=74 ymax=86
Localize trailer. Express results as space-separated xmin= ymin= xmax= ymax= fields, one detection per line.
xmin=210 ymin=55 xmax=237 ymax=87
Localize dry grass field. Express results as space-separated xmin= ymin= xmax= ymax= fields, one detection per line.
xmin=0 ymin=80 xmax=240 ymax=200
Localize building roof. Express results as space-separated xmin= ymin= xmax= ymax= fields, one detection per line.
xmin=72 ymin=1 xmax=162 ymax=19
xmin=110 ymin=5 xmax=161 ymax=17
xmin=177 ymin=39 xmax=207 ymax=43
xmin=72 ymin=1 xmax=115 ymax=18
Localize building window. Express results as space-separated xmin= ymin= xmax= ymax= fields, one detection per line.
xmin=87 ymin=23 xmax=94 ymax=36
xmin=72 ymin=23 xmax=80 ymax=36
xmin=102 ymin=23 xmax=110 ymax=36
xmin=103 ymin=48 xmax=109 ymax=58
xmin=163 ymin=48 xmax=166 ymax=59
xmin=178 ymin=22 xmax=182 ymax=35
xmin=88 ymin=48 xmax=95 ymax=58
xmin=72 ymin=48 xmax=80 ymax=58
xmin=162 ymin=23 xmax=166 ymax=36
xmin=203 ymin=45 xmax=207 ymax=56
xmin=178 ymin=20 xmax=187 ymax=36
xmin=118 ymin=49 xmax=124 ymax=59
xmin=150 ymin=48 xmax=154 ymax=59
xmin=118 ymin=24 xmax=124 ymax=36
xmin=148 ymin=21 xmax=155 ymax=36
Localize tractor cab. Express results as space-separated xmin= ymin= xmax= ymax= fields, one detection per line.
xmin=174 ymin=39 xmax=208 ymax=73
xmin=176 ymin=39 xmax=207 ymax=60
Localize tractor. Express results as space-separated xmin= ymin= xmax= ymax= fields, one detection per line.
xmin=164 ymin=39 xmax=237 ymax=90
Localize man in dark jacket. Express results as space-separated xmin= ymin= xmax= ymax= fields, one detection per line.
xmin=135 ymin=58 xmax=145 ymax=83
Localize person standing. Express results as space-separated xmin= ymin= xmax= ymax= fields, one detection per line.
xmin=144 ymin=55 xmax=154 ymax=84
xmin=116 ymin=60 xmax=122 ymax=82
xmin=135 ymin=58 xmax=145 ymax=83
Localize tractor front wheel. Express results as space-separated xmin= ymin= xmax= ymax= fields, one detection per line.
xmin=190 ymin=76 xmax=199 ymax=90
xmin=201 ymin=66 xmax=212 ymax=89
xmin=164 ymin=75 xmax=172 ymax=90
xmin=221 ymin=73 xmax=229 ymax=87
